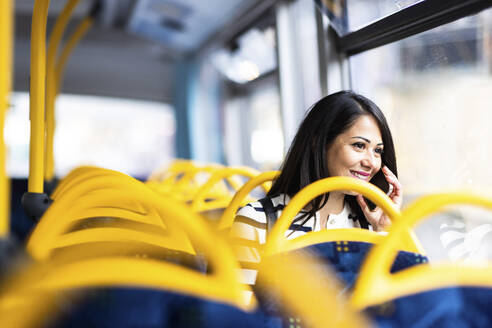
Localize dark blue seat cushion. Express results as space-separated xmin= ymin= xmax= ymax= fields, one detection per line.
xmin=303 ymin=241 xmax=427 ymax=289
xmin=49 ymin=287 xmax=282 ymax=328
xmin=255 ymin=241 xmax=427 ymax=317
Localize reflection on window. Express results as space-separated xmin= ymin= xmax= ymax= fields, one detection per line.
xmin=223 ymin=84 xmax=283 ymax=170
xmin=249 ymin=87 xmax=284 ymax=166
xmin=351 ymin=9 xmax=492 ymax=194
xmin=347 ymin=0 xmax=424 ymax=32
xmin=211 ymin=27 xmax=277 ymax=84
xmin=5 ymin=93 xmax=175 ymax=178
xmin=350 ymin=9 xmax=492 ymax=261
xmin=315 ymin=0 xmax=424 ymax=35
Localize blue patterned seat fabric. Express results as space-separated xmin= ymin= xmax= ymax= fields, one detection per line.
xmin=303 ymin=241 xmax=428 ymax=290
xmin=50 ymin=287 xmax=282 ymax=328
xmin=47 ymin=241 xmax=433 ymax=327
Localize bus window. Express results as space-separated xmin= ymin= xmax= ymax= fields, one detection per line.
xmin=349 ymin=8 xmax=492 ymax=260
xmin=223 ymin=81 xmax=283 ymax=171
xmin=6 ymin=92 xmax=175 ymax=179
xmin=316 ymin=0 xmax=423 ymax=35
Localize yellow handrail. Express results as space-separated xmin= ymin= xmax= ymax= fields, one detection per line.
xmin=52 ymin=227 xmax=184 ymax=254
xmin=190 ymin=166 xmax=263 ymax=212
xmin=263 ymin=176 xmax=423 ymax=256
xmin=27 ymin=174 xmax=192 ymax=260
xmin=153 ymin=164 xmax=223 ymax=201
xmin=54 ymin=16 xmax=95 ymax=97
xmin=8 ymin=191 xmax=254 ymax=311
xmin=51 ymin=166 xmax=123 ymax=199
xmin=218 ymin=171 xmax=278 ymax=230
xmin=45 ymin=0 xmax=81 ymax=181
xmin=0 ymin=244 xmax=371 ymax=328
xmin=351 ymin=191 xmax=492 ymax=309
xmin=28 ymin=0 xmax=51 ymax=193
xmin=44 ymin=14 xmax=94 ymax=186
xmin=147 ymin=159 xmax=196 ymax=182
xmin=0 ymin=0 xmax=13 ymax=236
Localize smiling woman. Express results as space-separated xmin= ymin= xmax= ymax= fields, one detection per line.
xmin=231 ymin=91 xmax=401 ymax=252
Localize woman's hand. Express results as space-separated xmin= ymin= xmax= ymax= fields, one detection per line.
xmin=356 ymin=166 xmax=402 ymax=231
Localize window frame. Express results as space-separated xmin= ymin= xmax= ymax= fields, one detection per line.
xmin=329 ymin=0 xmax=492 ymax=56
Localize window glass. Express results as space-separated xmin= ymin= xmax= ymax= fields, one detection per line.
xmin=350 ymin=8 xmax=492 ymax=260
xmin=249 ymin=85 xmax=284 ymax=168
xmin=219 ymin=11 xmax=282 ymax=170
xmin=212 ymin=26 xmax=277 ymax=84
xmin=316 ymin=0 xmax=424 ymax=35
xmin=5 ymin=93 xmax=175 ymax=178
xmin=347 ymin=0 xmax=424 ymax=32
xmin=223 ymin=82 xmax=283 ymax=170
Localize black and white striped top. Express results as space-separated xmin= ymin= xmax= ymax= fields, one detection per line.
xmin=233 ymin=194 xmax=364 ymax=243
xmin=229 ymin=194 xmax=364 ymax=289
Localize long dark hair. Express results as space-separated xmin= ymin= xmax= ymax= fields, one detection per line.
xmin=267 ymin=90 xmax=397 ymax=228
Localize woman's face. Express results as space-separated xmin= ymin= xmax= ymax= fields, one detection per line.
xmin=327 ymin=115 xmax=383 ymax=187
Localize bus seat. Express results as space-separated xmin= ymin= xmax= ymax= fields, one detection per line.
xmin=351 ymin=192 xmax=492 ymax=327
xmin=261 ymin=177 xmax=426 ymax=293
xmin=218 ymin=171 xmax=278 ymax=231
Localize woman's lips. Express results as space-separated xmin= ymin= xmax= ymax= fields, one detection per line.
xmin=350 ymin=170 xmax=370 ymax=180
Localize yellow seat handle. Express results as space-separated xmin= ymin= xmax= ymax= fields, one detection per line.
xmin=25 ymin=187 xmax=252 ymax=310
xmin=51 ymin=166 xmax=121 ymax=199
xmin=28 ymin=0 xmax=51 ymax=194
xmin=167 ymin=165 xmax=222 ymax=199
xmin=147 ymin=159 xmax=195 ymax=182
xmin=28 ymin=174 xmax=172 ymax=259
xmin=351 ymin=192 xmax=492 ymax=309
xmin=263 ymin=177 xmax=420 ymax=256
xmin=44 ymin=0 xmax=82 ymax=181
xmin=218 ymin=171 xmax=278 ymax=230
xmin=190 ymin=166 xmax=263 ymax=212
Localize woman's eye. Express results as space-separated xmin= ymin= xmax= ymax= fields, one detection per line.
xmin=375 ymin=148 xmax=384 ymax=155
xmin=352 ymin=142 xmax=365 ymax=149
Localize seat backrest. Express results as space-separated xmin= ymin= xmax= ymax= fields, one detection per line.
xmin=190 ymin=166 xmax=265 ymax=213
xmin=27 ymin=174 xmax=197 ymax=261
xmin=2 ymin=194 xmax=254 ymax=326
xmin=263 ymin=176 xmax=424 ymax=257
xmin=51 ymin=166 xmax=121 ymax=199
xmin=160 ymin=164 xmax=223 ymax=201
xmin=351 ymin=191 xmax=492 ymax=310
xmin=1 ymin=237 xmax=371 ymax=328
xmin=146 ymin=159 xmax=196 ymax=183
xmin=218 ymin=171 xmax=278 ymax=230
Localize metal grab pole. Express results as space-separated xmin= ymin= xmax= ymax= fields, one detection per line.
xmin=0 ymin=0 xmax=13 ymax=236
xmin=22 ymin=0 xmax=53 ymax=222
xmin=28 ymin=0 xmax=51 ymax=193
xmin=45 ymin=0 xmax=81 ymax=182
xmin=54 ymin=17 xmax=94 ymax=97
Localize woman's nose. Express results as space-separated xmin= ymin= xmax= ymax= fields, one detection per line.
xmin=361 ymin=152 xmax=377 ymax=169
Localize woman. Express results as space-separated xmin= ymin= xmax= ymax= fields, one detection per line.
xmin=232 ymin=91 xmax=402 ymax=248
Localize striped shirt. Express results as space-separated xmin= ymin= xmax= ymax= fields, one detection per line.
xmin=229 ymin=194 xmax=365 ymax=291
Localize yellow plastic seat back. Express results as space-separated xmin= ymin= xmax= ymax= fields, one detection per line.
xmin=27 ymin=173 xmax=195 ymax=261
xmin=150 ymin=164 xmax=223 ymax=201
xmin=218 ymin=170 xmax=278 ymax=230
xmin=190 ymin=166 xmax=264 ymax=213
xmin=0 ymin=194 xmax=255 ymax=327
xmin=51 ymin=165 xmax=118 ymax=199
xmin=263 ymin=176 xmax=424 ymax=257
xmin=147 ymin=159 xmax=196 ymax=182
xmin=351 ymin=191 xmax=492 ymax=310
